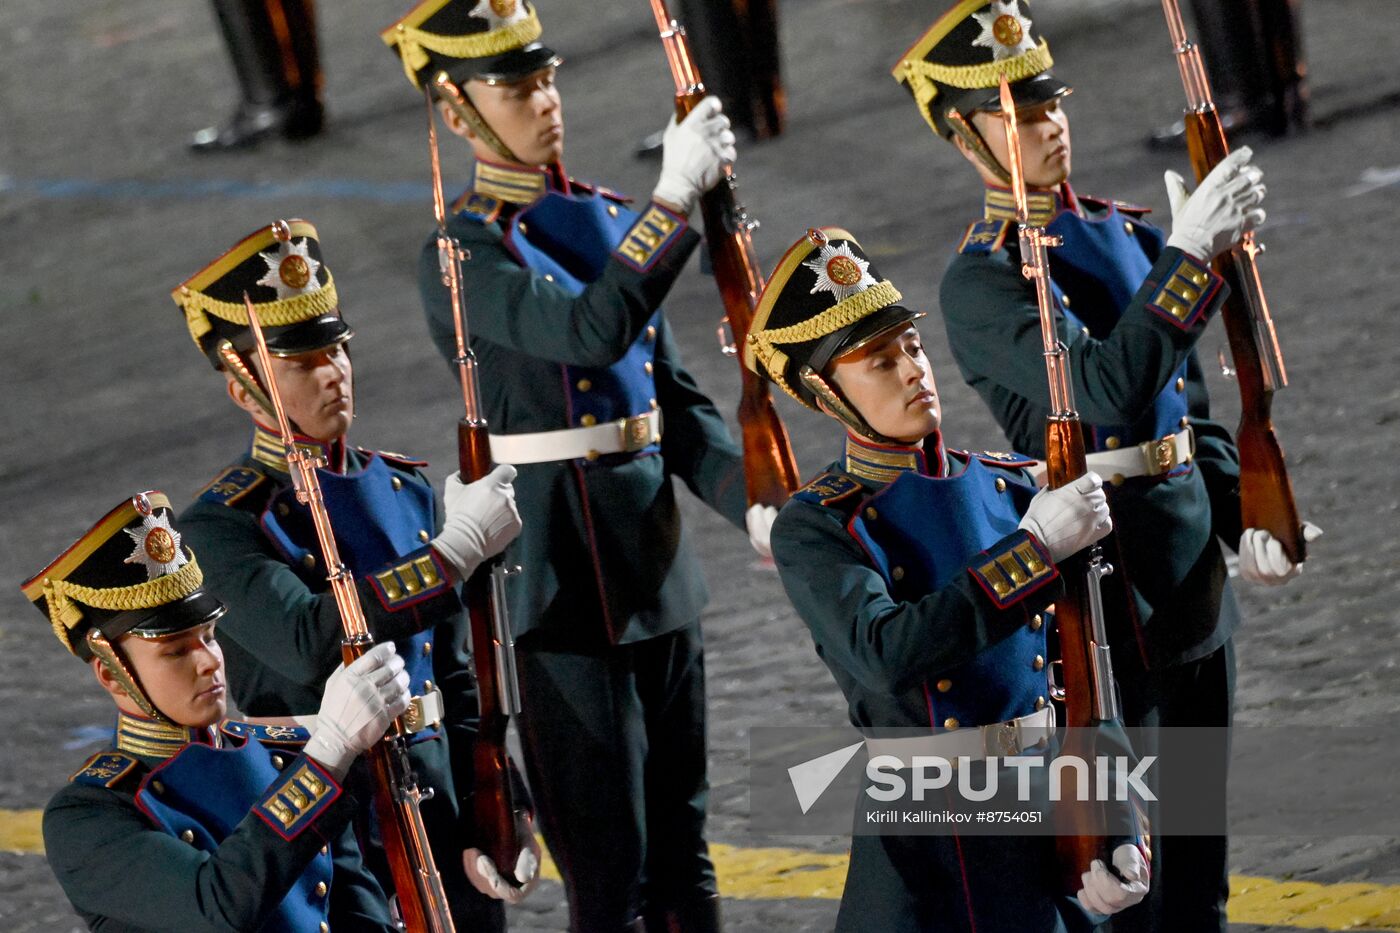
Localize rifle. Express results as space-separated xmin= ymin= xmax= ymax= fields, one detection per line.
xmin=997 ymin=76 xmax=1122 ymax=894
xmin=646 ymin=0 xmax=800 ymax=508
xmin=244 ymin=296 xmax=456 ymax=933
xmin=424 ymin=81 xmax=531 ymax=886
xmin=1162 ymin=0 xmax=1306 ymax=562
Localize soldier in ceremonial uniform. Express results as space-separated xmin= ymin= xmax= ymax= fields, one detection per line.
xmin=172 ymin=219 xmax=532 ymax=929
xmin=892 ymin=4 xmax=1316 ymax=928
xmin=382 ymin=1 xmax=773 ymax=928
xmin=25 ymin=491 xmax=406 ymax=931
xmin=749 ymin=227 xmax=1149 ymax=932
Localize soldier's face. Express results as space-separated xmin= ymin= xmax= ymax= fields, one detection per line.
xmin=828 ymin=324 xmax=942 ymax=444
xmin=239 ymin=344 xmax=354 ymax=441
xmin=465 ymin=67 xmax=564 ymax=166
xmin=112 ymin=623 xmax=227 ymax=728
xmin=970 ymin=98 xmax=1072 ymax=188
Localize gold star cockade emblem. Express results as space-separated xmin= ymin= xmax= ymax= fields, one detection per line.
xmin=803 ymin=241 xmax=877 ymax=303
xmin=972 ymin=0 xmax=1036 ymax=61
xmin=471 ymin=0 xmax=527 ymax=28
xmin=124 ymin=511 xmax=189 ymax=581
xmin=256 ymin=238 xmax=322 ymax=299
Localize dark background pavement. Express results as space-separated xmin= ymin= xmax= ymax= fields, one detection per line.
xmin=2 ymin=0 xmax=1398 ymax=929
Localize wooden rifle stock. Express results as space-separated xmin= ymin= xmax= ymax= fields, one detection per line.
xmin=647 ymin=0 xmax=800 ymax=508
xmin=426 ymin=84 xmax=529 ymax=884
xmin=996 ymin=77 xmax=1129 ymax=893
xmin=244 ymin=294 xmax=455 ymax=933
xmin=1163 ymin=0 xmax=1306 ymax=562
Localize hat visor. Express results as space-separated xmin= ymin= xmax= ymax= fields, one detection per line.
xmin=811 ymin=304 xmax=926 ymax=376
xmin=967 ymin=73 xmax=1072 ymax=115
xmin=454 ymin=44 xmax=561 ymax=85
xmin=109 ymin=590 xmax=229 ymax=644
xmin=253 ymin=315 xmax=354 ymax=358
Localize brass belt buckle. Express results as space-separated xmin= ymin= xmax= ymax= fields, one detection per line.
xmin=402 ymin=688 xmax=444 ymax=734
xmin=618 ymin=413 xmax=654 ymax=453
xmin=1144 ymin=433 xmax=1180 ymax=475
xmin=987 ymin=720 xmax=1022 ymax=756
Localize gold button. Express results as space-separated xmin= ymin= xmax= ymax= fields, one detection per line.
xmin=580 ymin=414 xmax=597 ymax=427
xmin=315 ymin=881 xmax=328 ymax=898
xmin=1081 ymin=326 xmax=1090 ymax=337
xmin=576 ymin=378 xmax=592 ymax=392
xmin=418 ymin=529 xmax=430 ymax=543
xmin=936 ymin=679 xmax=953 ymax=693
xmin=151 ymin=781 xmax=164 ymax=795
xmin=1026 ymin=557 xmax=1046 ymax=573
xmin=320 ymin=923 xmax=329 ymax=933
xmin=644 ymin=361 xmax=654 ymax=375
xmin=1061 ymin=294 xmax=1071 ymax=307
xmin=321 ymin=845 xmax=329 ymax=856
xmin=422 ymin=642 xmax=433 ymax=657
xmin=517 ymin=222 xmax=528 ymax=234
xmin=1175 ymin=377 xmax=1186 ymax=392
xmin=607 ymin=205 xmax=619 ymax=217
xmin=423 ymin=680 xmax=434 ymax=692
xmin=1180 ymin=415 xmax=1191 ymax=429
xmin=391 ymin=476 xmax=403 ymax=491
xmin=180 ymin=829 xmax=195 ymax=844
xmin=993 ymin=581 xmax=1011 ymax=596
xmin=1110 ymin=473 xmax=1126 ymax=486
xmin=543 ymin=273 xmax=555 ymax=282
xmin=944 ymin=717 xmax=960 ymax=730
xmin=271 ymin=755 xmax=285 ymax=770
xmin=301 ymin=553 xmax=316 ymax=569
xmin=994 ymin=477 xmax=1007 ymax=493
xmin=586 ymin=449 xmax=600 ymax=461
xmin=1123 ymin=221 xmax=1134 ymax=235
xmin=1033 ymin=654 xmax=1045 ymax=671
xmin=1036 ymin=696 xmax=1047 ymax=711
xmin=1031 ymin=613 xmax=1043 ymax=630
xmin=865 ymin=507 xmax=878 ymax=520
xmin=278 ymin=503 xmax=291 ymax=517
xmin=892 ymin=566 xmax=905 ymax=581
xmin=645 ymin=325 xmax=657 ymax=342
xmin=1105 ymin=436 xmax=1121 ymax=450
xmin=649 ymin=398 xmax=659 ymax=410
xmin=650 ymin=433 xmax=661 ymax=444
xmin=1009 ymin=569 xmax=1026 ymax=584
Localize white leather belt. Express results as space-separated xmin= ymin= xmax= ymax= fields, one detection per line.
xmin=246 ymin=687 xmax=445 ymax=737
xmin=1029 ymin=426 xmax=1193 ymax=485
xmin=488 ymin=410 xmax=662 ymax=465
xmin=864 ymin=706 xmax=1056 ymax=767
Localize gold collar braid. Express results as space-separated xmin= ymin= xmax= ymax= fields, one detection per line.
xmin=43 ymin=556 xmax=205 ymax=655
xmin=747 ymin=281 xmax=903 ymax=405
xmin=386 ymin=7 xmax=543 ymax=86
xmin=899 ymin=40 xmax=1054 ymax=137
xmin=175 ymin=275 xmax=338 ymax=347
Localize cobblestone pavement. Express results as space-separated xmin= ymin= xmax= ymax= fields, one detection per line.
xmin=2 ymin=0 xmax=1399 ymax=929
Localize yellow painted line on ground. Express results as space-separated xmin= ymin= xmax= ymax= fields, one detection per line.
xmin=5 ymin=808 xmax=1398 ymax=929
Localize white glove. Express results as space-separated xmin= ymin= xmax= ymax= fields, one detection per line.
xmin=746 ymin=504 xmax=778 ymax=560
xmin=306 ymin=643 xmax=411 ymax=779
xmin=651 ymin=96 xmax=737 ymax=214
xmin=1076 ymin=844 xmax=1150 ymax=916
xmin=432 ymin=464 xmax=521 ymax=580
xmin=1164 ymin=146 xmax=1267 ymax=261
xmin=1238 ymin=521 xmax=1321 ymax=585
xmin=1017 ymin=472 xmax=1112 ymax=563
xmin=463 ymin=822 xmax=541 ymax=905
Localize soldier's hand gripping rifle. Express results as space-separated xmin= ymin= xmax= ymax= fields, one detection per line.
xmin=424 ymin=82 xmax=532 ymax=889
xmin=647 ymin=0 xmax=800 ymax=508
xmin=244 ymin=296 xmax=456 ymax=933
xmin=996 ymin=77 xmax=1126 ymax=895
xmin=1162 ymin=0 xmax=1306 ymax=563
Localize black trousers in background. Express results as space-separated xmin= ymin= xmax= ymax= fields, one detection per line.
xmin=516 ymin=623 xmax=717 ymax=932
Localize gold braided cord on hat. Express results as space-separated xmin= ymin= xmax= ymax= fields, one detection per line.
xmin=899 ymin=40 xmax=1053 ymax=134
xmin=43 ymin=556 xmax=205 ymax=654
xmin=176 ymin=274 xmax=339 ymax=346
xmin=387 ymin=7 xmax=543 ymax=85
xmin=747 ymin=280 xmax=903 ymax=407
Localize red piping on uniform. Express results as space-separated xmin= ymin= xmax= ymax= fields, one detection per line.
xmin=571 ymin=461 xmax=617 ymax=642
